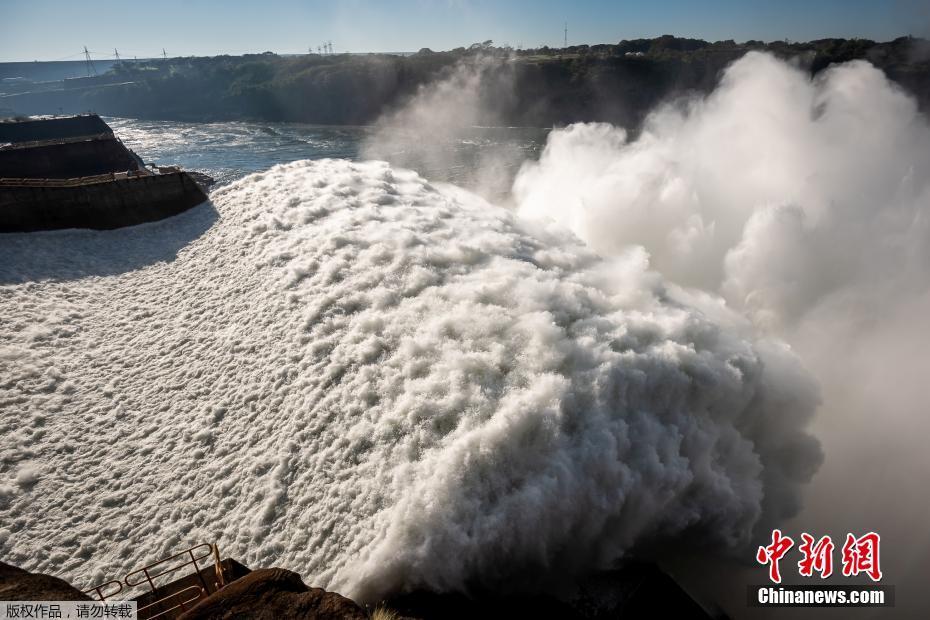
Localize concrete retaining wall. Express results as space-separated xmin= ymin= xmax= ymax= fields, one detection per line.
xmin=0 ymin=137 xmax=140 ymax=179
xmin=0 ymin=172 xmax=208 ymax=232
xmin=0 ymin=114 xmax=111 ymax=143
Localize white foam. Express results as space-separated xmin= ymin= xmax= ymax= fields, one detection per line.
xmin=0 ymin=159 xmax=819 ymax=600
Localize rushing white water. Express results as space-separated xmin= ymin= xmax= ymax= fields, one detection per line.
xmin=0 ymin=157 xmax=820 ymax=601
xmin=8 ymin=50 xmax=926 ymax=613
xmin=513 ymin=51 xmax=930 ymax=616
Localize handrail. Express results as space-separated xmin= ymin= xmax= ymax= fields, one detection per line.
xmin=211 ymin=544 xmax=226 ymax=589
xmin=138 ymin=585 xmax=204 ymax=620
xmin=83 ymin=579 xmax=123 ymax=600
xmin=0 ymin=169 xmax=156 ymax=187
xmin=124 ymin=543 xmax=214 ymax=588
xmin=0 ymin=132 xmax=114 ymax=151
xmin=84 ymin=542 xmax=224 ymax=620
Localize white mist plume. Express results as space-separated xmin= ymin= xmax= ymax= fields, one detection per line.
xmin=514 ymin=51 xmax=930 ymax=615
xmin=361 ymin=56 xmax=528 ymax=200
xmin=0 ymin=159 xmax=819 ymax=601
xmin=514 ymin=52 xmax=930 ymax=330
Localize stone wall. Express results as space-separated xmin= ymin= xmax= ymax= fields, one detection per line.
xmin=0 ymin=137 xmax=140 ymax=179
xmin=0 ymin=172 xmax=208 ymax=232
xmin=0 ymin=114 xmax=111 ymax=143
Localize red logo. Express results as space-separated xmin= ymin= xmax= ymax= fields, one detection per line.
xmin=798 ymin=533 xmax=834 ymax=578
xmin=757 ymin=530 xmax=882 ymax=583
xmin=756 ymin=529 xmax=794 ymax=583
xmin=841 ymin=532 xmax=882 ymax=582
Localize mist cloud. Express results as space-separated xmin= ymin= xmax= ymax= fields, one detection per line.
xmin=514 ymin=52 xmax=930 ymax=330
xmin=361 ymin=55 xmax=529 ymax=201
xmin=513 ymin=51 xmax=930 ymax=615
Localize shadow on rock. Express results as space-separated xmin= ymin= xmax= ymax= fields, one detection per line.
xmin=382 ymin=562 xmax=722 ymax=620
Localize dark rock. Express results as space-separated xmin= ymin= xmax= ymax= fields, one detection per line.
xmin=0 ymin=562 xmax=92 ymax=601
xmin=383 ymin=589 xmax=583 ymax=620
xmin=178 ymin=568 xmax=367 ymax=620
xmin=382 ymin=562 xmax=715 ymax=620
xmin=567 ymin=562 xmax=717 ymax=619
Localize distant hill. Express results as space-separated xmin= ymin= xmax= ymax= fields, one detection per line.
xmin=2 ymin=36 xmax=928 ymax=127
xmin=0 ymin=59 xmax=119 ymax=83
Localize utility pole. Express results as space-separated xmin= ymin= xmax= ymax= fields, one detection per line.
xmin=83 ymin=46 xmax=97 ymax=76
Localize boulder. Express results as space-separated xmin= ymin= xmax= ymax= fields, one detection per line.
xmin=0 ymin=562 xmax=92 ymax=601
xmin=178 ymin=568 xmax=366 ymax=620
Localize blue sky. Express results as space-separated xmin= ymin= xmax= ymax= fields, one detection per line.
xmin=1 ymin=0 xmax=926 ymax=62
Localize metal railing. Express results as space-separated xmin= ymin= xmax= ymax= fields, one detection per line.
xmin=138 ymin=586 xmax=204 ymax=619
xmin=0 ymin=169 xmax=153 ymax=187
xmin=85 ymin=578 xmax=124 ymax=602
xmin=84 ymin=543 xmax=224 ymax=620
xmin=0 ymin=132 xmax=114 ymax=151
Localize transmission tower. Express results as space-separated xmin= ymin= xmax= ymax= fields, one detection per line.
xmin=83 ymin=46 xmax=97 ymax=76
xmin=114 ymin=48 xmax=121 ymax=67
xmin=162 ymin=48 xmax=168 ymax=62
xmin=564 ymin=22 xmax=568 ymax=48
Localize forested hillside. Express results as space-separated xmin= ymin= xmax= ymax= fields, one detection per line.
xmin=3 ymin=35 xmax=928 ymax=127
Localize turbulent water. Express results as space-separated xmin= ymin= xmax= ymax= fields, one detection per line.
xmin=0 ymin=157 xmax=819 ymax=600
xmin=108 ymin=118 xmax=547 ymax=196
xmin=2 ymin=52 xmax=929 ymax=614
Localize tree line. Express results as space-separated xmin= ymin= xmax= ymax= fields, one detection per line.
xmin=5 ymin=35 xmax=929 ymax=127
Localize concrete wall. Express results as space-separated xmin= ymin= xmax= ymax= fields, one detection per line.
xmin=0 ymin=172 xmax=208 ymax=232
xmin=0 ymin=114 xmax=111 ymax=143
xmin=0 ymin=137 xmax=140 ymax=179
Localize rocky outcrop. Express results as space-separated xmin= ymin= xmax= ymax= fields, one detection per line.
xmin=383 ymin=563 xmax=717 ymax=620
xmin=177 ymin=568 xmax=367 ymax=620
xmin=0 ymin=562 xmax=92 ymax=601
xmin=0 ymin=560 xmax=717 ymax=619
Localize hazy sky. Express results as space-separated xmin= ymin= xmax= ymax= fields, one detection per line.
xmin=1 ymin=0 xmax=927 ymax=62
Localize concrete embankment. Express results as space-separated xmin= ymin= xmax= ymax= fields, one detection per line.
xmin=0 ymin=172 xmax=208 ymax=232
xmin=0 ymin=137 xmax=140 ymax=179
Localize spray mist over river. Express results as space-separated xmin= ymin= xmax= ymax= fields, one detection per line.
xmin=1 ymin=52 xmax=929 ymax=616
xmin=107 ymin=118 xmax=548 ymax=196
